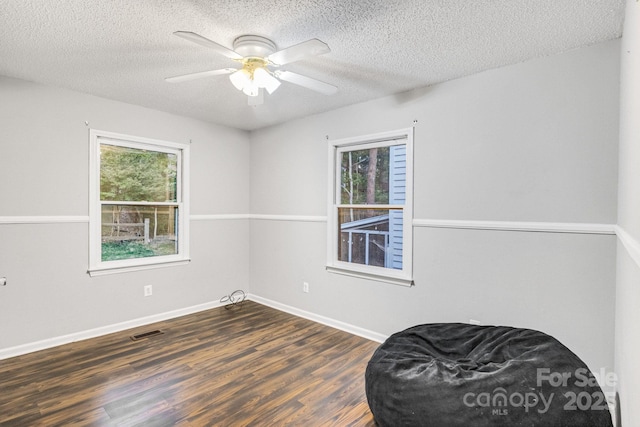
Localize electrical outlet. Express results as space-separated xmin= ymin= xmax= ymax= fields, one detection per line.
xmin=303 ymin=282 xmax=309 ymax=293
xmin=144 ymin=285 xmax=153 ymax=297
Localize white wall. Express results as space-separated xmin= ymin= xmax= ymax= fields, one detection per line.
xmin=0 ymin=76 xmax=251 ymax=352
xmin=615 ymin=0 xmax=640 ymax=425
xmin=250 ymin=39 xmax=620 ymax=379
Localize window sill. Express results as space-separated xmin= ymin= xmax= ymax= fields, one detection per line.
xmin=326 ymin=265 xmax=413 ymax=287
xmin=88 ymin=259 xmax=191 ymax=277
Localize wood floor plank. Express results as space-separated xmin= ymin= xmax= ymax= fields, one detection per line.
xmin=0 ymin=301 xmax=380 ymax=426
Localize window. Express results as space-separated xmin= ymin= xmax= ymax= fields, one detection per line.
xmin=327 ymin=128 xmax=413 ymax=286
xmin=89 ymin=130 xmax=189 ymax=276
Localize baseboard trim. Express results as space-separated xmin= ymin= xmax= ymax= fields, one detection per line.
xmin=0 ymin=294 xmax=386 ymax=360
xmin=0 ymin=299 xmax=224 ymax=360
xmin=248 ymin=294 xmax=388 ymax=343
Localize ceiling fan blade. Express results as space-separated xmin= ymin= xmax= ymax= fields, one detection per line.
xmin=173 ymin=31 xmax=243 ymax=60
xmin=248 ymin=89 xmax=264 ymax=106
xmin=277 ymin=71 xmax=337 ymax=95
xmin=165 ymin=68 xmax=237 ymax=83
xmin=267 ymin=39 xmax=330 ymax=66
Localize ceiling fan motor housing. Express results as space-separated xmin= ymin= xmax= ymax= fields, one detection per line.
xmin=233 ymin=35 xmax=277 ymax=58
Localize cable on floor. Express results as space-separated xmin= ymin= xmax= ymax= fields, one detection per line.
xmin=220 ymin=289 xmax=246 ymax=310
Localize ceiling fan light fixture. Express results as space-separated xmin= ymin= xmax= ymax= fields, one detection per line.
xmin=230 ymin=59 xmax=281 ymax=97
xmin=253 ymin=67 xmax=281 ymax=94
xmin=242 ymin=80 xmax=260 ymax=97
xmin=229 ymin=68 xmax=251 ymax=91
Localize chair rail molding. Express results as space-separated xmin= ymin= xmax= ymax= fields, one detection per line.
xmin=412 ymin=219 xmax=616 ymax=235
xmin=0 ymin=216 xmax=90 ymax=224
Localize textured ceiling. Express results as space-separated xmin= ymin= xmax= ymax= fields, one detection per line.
xmin=0 ymin=0 xmax=625 ymax=131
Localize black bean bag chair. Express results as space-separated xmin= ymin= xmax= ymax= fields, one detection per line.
xmin=365 ymin=323 xmax=613 ymax=427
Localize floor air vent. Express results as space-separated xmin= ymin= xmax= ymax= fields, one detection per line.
xmin=130 ymin=329 xmax=164 ymax=341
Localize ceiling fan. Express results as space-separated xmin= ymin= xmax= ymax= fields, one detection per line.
xmin=166 ymin=31 xmax=337 ymax=105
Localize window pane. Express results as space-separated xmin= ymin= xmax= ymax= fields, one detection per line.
xmin=101 ymin=204 xmax=178 ymax=261
xmin=337 ymin=207 xmax=403 ymax=270
xmin=100 ymin=144 xmax=177 ymax=202
xmin=340 ymin=147 xmax=390 ymax=205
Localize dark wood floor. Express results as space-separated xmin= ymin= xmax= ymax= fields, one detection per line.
xmin=0 ymin=301 xmax=381 ymax=426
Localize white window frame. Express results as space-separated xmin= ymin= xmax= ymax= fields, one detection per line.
xmin=326 ymin=128 xmax=414 ymax=286
xmin=88 ymin=130 xmax=190 ymax=276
